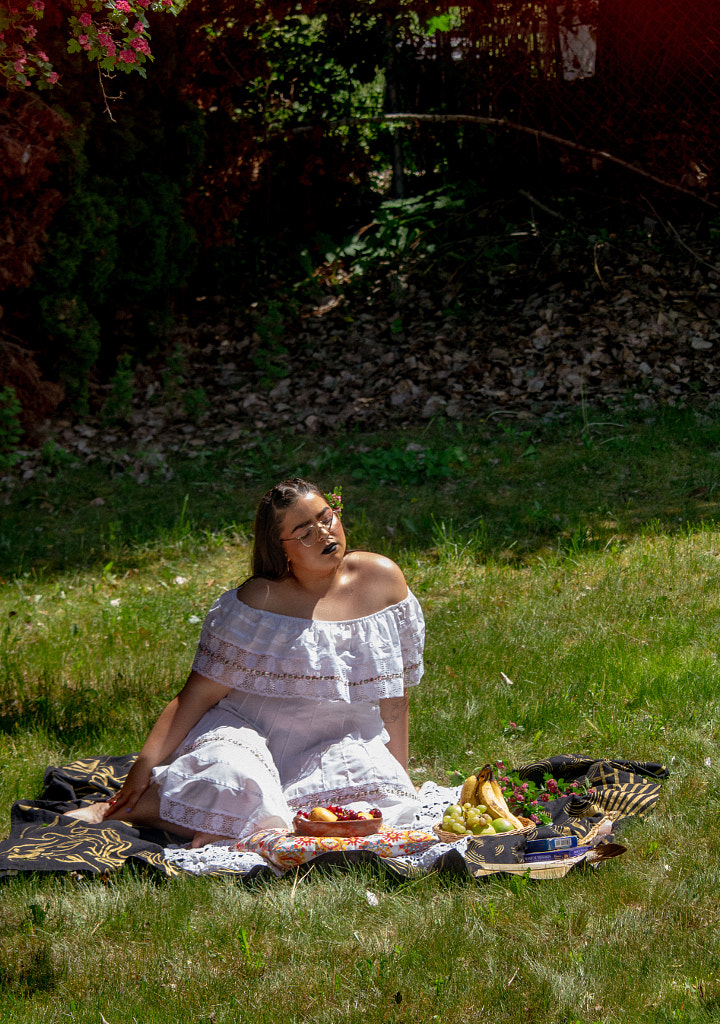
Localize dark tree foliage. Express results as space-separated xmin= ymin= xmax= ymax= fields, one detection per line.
xmin=0 ymin=93 xmax=68 ymax=291
xmin=2 ymin=0 xmax=718 ymax=426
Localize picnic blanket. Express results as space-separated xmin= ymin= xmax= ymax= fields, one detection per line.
xmin=0 ymin=754 xmax=668 ymax=881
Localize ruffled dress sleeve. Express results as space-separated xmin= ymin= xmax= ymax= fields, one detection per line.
xmin=191 ymin=588 xmax=425 ymax=703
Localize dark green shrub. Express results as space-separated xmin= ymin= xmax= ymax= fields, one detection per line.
xmin=38 ymin=293 xmax=101 ymax=415
xmin=102 ymin=353 xmax=135 ymax=424
xmin=0 ymin=386 xmax=23 ymax=468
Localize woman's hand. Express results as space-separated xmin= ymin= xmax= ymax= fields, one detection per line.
xmin=103 ymin=670 xmax=230 ymax=822
xmin=104 ymin=758 xmax=154 ymax=819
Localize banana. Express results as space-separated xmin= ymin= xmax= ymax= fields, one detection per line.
xmin=477 ymin=764 xmax=525 ymax=831
xmin=459 ymin=774 xmax=478 ymax=806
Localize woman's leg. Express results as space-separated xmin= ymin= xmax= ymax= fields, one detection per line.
xmin=65 ymin=785 xmax=239 ymax=845
xmin=65 ymin=784 xmax=195 ymax=837
xmin=67 ymin=722 xmax=292 ymax=845
xmin=154 ymin=727 xmax=293 ymax=841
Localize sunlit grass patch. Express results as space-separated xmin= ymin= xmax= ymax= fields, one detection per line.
xmin=1 ymin=407 xmax=720 ymax=1022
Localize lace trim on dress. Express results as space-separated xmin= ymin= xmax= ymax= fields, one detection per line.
xmin=195 ymin=639 xmax=422 ymax=697
xmin=288 ymin=780 xmax=419 ymax=812
xmin=161 ymin=799 xmax=249 ymax=839
xmin=187 ymin=732 xmax=281 ymax=783
xmin=190 ymin=589 xmax=425 ymax=703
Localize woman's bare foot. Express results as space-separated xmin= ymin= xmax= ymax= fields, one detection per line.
xmin=190 ymin=832 xmax=233 ymax=848
xmin=64 ymin=802 xmax=113 ymax=824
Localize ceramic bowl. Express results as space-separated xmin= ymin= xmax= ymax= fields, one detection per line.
xmin=292 ymin=814 xmax=383 ymax=838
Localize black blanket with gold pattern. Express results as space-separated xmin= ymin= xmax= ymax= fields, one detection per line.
xmin=0 ymin=755 xmax=184 ymax=879
xmin=0 ymin=753 xmax=668 ymax=880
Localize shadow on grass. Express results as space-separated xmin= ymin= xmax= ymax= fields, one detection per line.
xmin=1 ymin=404 xmax=720 ymax=580
xmin=0 ymin=675 xmax=150 ymax=748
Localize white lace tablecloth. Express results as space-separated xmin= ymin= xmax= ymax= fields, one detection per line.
xmin=163 ymin=781 xmax=463 ymax=876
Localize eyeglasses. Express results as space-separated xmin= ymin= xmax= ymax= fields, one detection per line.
xmin=282 ymin=509 xmax=339 ymax=547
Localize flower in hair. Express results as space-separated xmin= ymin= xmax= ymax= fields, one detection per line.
xmin=324 ymin=486 xmax=343 ymax=517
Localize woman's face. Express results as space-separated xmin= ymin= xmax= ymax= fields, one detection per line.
xmin=278 ymin=492 xmax=346 ymax=575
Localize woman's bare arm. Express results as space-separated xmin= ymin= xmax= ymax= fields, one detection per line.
xmin=106 ymin=671 xmax=230 ymax=817
xmin=379 ymin=691 xmax=409 ymax=770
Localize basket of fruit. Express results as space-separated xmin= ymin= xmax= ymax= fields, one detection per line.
xmin=435 ymin=764 xmax=534 ymax=842
xmin=293 ymin=805 xmax=383 ymax=838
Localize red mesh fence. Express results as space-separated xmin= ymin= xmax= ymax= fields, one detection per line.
xmin=401 ymin=0 xmax=720 ymax=201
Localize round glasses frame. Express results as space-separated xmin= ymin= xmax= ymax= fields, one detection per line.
xmin=281 ymin=509 xmax=339 ymax=548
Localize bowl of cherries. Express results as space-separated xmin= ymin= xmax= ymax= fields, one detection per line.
xmin=293 ymin=805 xmax=383 ymax=837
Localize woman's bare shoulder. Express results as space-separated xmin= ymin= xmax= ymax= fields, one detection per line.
xmin=345 ymin=550 xmax=408 ymax=604
xmin=235 ymin=576 xmax=284 ymax=611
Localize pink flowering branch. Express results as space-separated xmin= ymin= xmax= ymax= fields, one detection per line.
xmin=0 ymin=0 xmax=176 ymax=91
xmin=66 ymin=0 xmax=176 ymax=79
xmin=0 ymin=1 xmax=54 ymax=89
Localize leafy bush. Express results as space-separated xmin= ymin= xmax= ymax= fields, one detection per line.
xmin=0 ymin=386 xmax=23 ymax=468
xmin=38 ymin=294 xmax=101 ymax=416
xmin=252 ymin=300 xmax=290 ymax=387
xmin=102 ymin=353 xmax=135 ymax=424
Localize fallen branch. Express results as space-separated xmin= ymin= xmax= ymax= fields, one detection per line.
xmin=287 ymin=113 xmax=718 ymax=208
xmin=519 ymin=188 xmax=575 ymax=224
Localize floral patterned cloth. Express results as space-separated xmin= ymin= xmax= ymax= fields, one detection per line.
xmin=238 ymin=826 xmax=437 ymax=872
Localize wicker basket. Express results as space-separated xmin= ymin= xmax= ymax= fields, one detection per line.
xmin=433 ymin=816 xmax=534 ymax=844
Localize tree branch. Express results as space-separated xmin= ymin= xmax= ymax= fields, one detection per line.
xmin=286 ymin=113 xmax=717 ymax=208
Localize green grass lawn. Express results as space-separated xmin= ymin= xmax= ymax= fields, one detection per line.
xmin=1 ymin=405 xmax=719 ymax=1023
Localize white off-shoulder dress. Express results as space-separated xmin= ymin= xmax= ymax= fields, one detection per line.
xmin=152 ymin=589 xmax=425 ymax=840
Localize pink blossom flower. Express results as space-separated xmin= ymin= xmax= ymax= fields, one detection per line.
xmin=136 ymin=0 xmax=150 ymax=6
xmin=97 ymin=32 xmax=112 ymax=45
xmin=46 ymin=70 xmax=59 ymax=83
xmin=32 ymin=0 xmax=44 ymax=9
xmin=130 ymin=36 xmax=149 ymax=53
xmin=14 ymin=58 xmax=27 ymax=71
xmin=115 ymin=0 xmax=133 ymax=11
xmin=118 ymin=47 xmax=136 ymax=63
xmin=104 ymin=40 xmax=116 ymax=56
xmin=78 ymin=12 xmax=92 ymax=26
xmin=78 ymin=34 xmax=89 ymax=45
xmin=24 ymin=24 xmax=37 ymax=37
xmin=37 ymin=50 xmax=48 ymax=60
xmin=133 ymin=21 xmax=144 ymax=32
